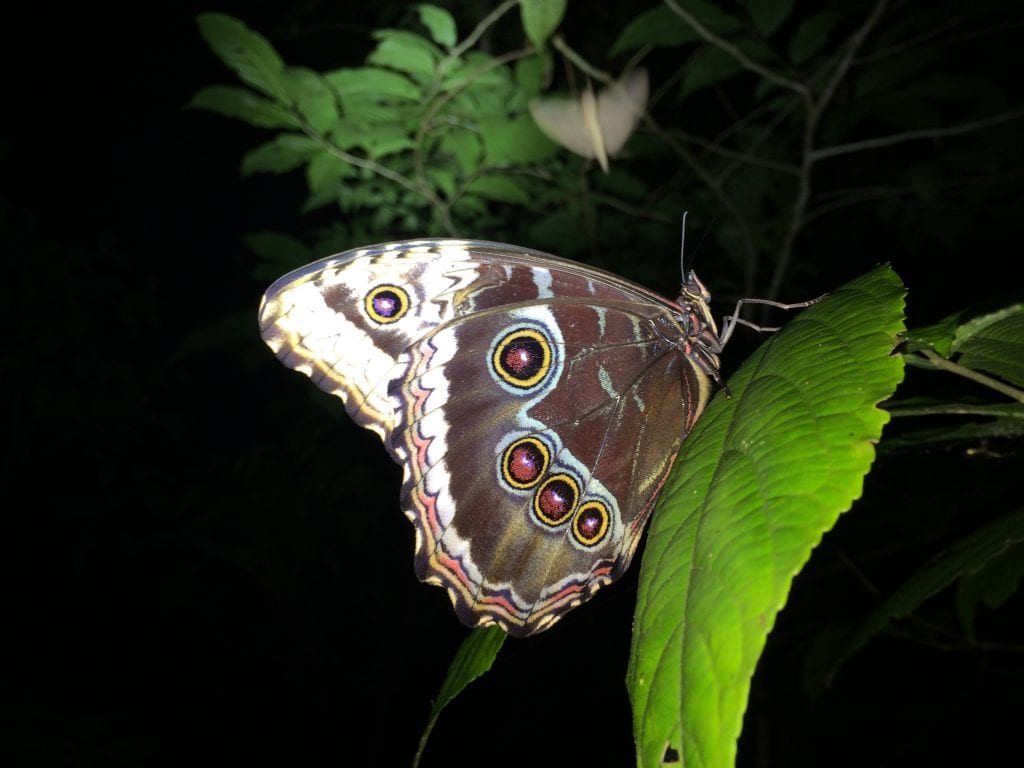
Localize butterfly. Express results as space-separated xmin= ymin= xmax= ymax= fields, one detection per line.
xmin=529 ymin=69 xmax=649 ymax=173
xmin=258 ymin=239 xmax=724 ymax=636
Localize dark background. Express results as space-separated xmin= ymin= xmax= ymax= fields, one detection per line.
xmin=4 ymin=2 xmax=1022 ymax=766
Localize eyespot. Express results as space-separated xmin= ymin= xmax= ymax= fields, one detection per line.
xmin=491 ymin=327 xmax=553 ymax=389
xmin=364 ymin=284 xmax=409 ymax=324
xmin=501 ymin=437 xmax=550 ymax=490
xmin=533 ymin=473 xmax=579 ymax=527
xmin=572 ymin=501 xmax=610 ymax=547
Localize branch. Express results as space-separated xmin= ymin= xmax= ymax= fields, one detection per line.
xmin=439 ymin=0 xmax=519 ymax=76
xmin=676 ymin=129 xmax=800 ymax=176
xmin=811 ymin=109 xmax=1024 ymax=161
xmin=918 ymin=350 xmax=1024 ymax=405
xmin=551 ymin=35 xmax=614 ymax=84
xmin=661 ymin=0 xmax=808 ymax=98
xmin=301 ymin=123 xmax=456 ymax=234
xmin=813 ymin=0 xmax=889 ymax=119
xmin=766 ymin=0 xmax=889 ymax=302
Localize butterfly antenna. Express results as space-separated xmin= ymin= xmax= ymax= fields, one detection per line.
xmin=679 ymin=212 xmax=688 ymax=278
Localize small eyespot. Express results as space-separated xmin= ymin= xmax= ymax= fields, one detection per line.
xmin=572 ymin=501 xmax=610 ymax=547
xmin=501 ymin=437 xmax=550 ymax=490
xmin=364 ymin=284 xmax=409 ymax=324
xmin=491 ymin=327 xmax=552 ymax=389
xmin=533 ymin=473 xmax=579 ymax=527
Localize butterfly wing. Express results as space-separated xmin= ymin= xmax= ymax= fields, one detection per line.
xmin=596 ymin=68 xmax=648 ymax=156
xmin=259 ymin=239 xmax=717 ymax=635
xmin=529 ymin=69 xmax=648 ymax=173
xmin=528 ymin=93 xmax=598 ymax=160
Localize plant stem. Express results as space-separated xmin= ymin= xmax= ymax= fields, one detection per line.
xmin=918 ymin=350 xmax=1024 ymax=404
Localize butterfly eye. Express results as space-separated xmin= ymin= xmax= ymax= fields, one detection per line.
xmin=533 ymin=473 xmax=580 ymax=527
xmin=573 ymin=501 xmax=611 ymax=547
xmin=364 ymin=284 xmax=410 ymax=324
xmin=491 ymin=327 xmax=553 ymax=389
xmin=501 ymin=437 xmax=550 ymax=490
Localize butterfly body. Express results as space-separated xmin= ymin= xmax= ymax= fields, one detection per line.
xmin=260 ymin=240 xmax=721 ymax=636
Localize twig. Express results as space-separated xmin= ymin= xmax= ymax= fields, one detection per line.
xmin=551 ymin=35 xmax=614 ymax=84
xmin=440 ymin=0 xmax=519 ymax=74
xmin=811 ymin=109 xmax=1024 ymax=161
xmin=766 ymin=0 xmax=890 ymax=302
xmin=300 ymin=123 xmax=456 ymax=234
xmin=662 ymin=0 xmax=808 ymax=98
xmin=918 ymin=350 xmax=1024 ymax=404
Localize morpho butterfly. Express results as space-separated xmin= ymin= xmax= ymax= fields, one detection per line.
xmin=259 ymin=239 xmax=731 ymax=637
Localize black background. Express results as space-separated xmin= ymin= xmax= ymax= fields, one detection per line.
xmin=5 ymin=2 xmax=1022 ymax=766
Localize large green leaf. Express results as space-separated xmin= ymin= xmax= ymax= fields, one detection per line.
xmin=628 ymin=265 xmax=906 ymax=768
xmin=196 ymin=13 xmax=288 ymax=101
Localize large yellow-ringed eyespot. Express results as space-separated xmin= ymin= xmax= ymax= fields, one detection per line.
xmin=501 ymin=437 xmax=550 ymax=490
xmin=491 ymin=327 xmax=553 ymax=389
xmin=364 ymin=284 xmax=410 ymax=324
xmin=572 ymin=501 xmax=610 ymax=547
xmin=533 ymin=473 xmax=579 ymax=527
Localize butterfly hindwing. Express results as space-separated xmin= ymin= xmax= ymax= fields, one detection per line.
xmin=259 ymin=239 xmax=719 ymax=636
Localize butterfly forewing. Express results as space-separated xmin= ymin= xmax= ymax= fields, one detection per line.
xmin=258 ymin=239 xmax=720 ymax=636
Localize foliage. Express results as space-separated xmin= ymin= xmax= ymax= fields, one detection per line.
xmin=191 ymin=2 xmax=1023 ymax=766
xmin=629 ymin=265 xmax=905 ymax=767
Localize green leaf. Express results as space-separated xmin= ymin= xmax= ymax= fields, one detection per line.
xmin=241 ymin=134 xmax=321 ymax=175
xmin=423 ymin=167 xmax=456 ymax=200
xmin=303 ymin=153 xmax=355 ymax=213
xmin=414 ymin=628 xmax=506 ymax=767
xmin=330 ymin=116 xmax=415 ymax=158
xmin=196 ymin=13 xmax=288 ymax=101
xmin=827 ymin=509 xmax=1024 ymax=686
xmin=440 ymin=51 xmax=514 ymax=102
xmin=952 ymin=304 xmax=1024 ymax=387
xmin=853 ymin=48 xmax=940 ymax=100
xmin=904 ymin=312 xmax=962 ymax=356
xmin=439 ymin=129 xmax=483 ymax=176
xmin=956 ymin=539 xmax=1024 ymax=638
xmin=520 ymin=0 xmax=566 ymax=49
xmin=611 ymin=6 xmax=699 ymax=56
xmin=479 ymin=115 xmax=559 ymax=166
xmin=746 ymin=0 xmax=795 ymax=38
xmin=788 ymin=10 xmax=839 ymax=65
xmin=187 ymin=85 xmax=299 ymax=129
xmin=416 ymin=4 xmax=457 ymax=49
xmin=368 ymin=29 xmax=441 ymax=81
xmin=515 ymin=53 xmax=551 ymax=98
xmin=323 ymin=67 xmax=422 ymax=101
xmin=465 ymin=174 xmax=531 ymax=205
xmin=628 ymin=265 xmax=906 ymax=768
xmin=283 ymin=67 xmax=338 ymax=133
xmin=680 ymin=46 xmax=746 ymax=99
